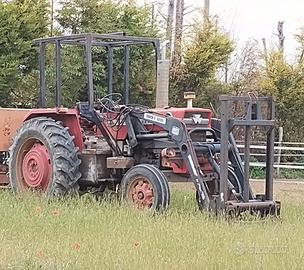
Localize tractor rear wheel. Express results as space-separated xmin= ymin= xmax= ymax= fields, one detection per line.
xmin=120 ymin=164 xmax=170 ymax=211
xmin=9 ymin=117 xmax=81 ymax=195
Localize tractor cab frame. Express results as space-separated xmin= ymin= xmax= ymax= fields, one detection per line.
xmin=35 ymin=33 xmax=161 ymax=109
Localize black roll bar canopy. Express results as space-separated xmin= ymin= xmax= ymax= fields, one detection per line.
xmin=34 ymin=33 xmax=161 ymax=110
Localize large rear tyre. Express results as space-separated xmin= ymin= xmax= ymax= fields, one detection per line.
xmin=9 ymin=117 xmax=81 ymax=196
xmin=120 ymin=164 xmax=170 ymax=211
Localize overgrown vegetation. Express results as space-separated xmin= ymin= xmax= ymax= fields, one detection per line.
xmin=250 ymin=166 xmax=304 ymax=180
xmin=0 ymin=0 xmax=49 ymax=107
xmin=56 ymin=0 xmax=159 ymax=106
xmin=0 ymin=189 xmax=303 ymax=269
xmin=0 ymin=0 xmax=158 ymax=108
xmin=169 ymin=17 xmax=233 ymax=108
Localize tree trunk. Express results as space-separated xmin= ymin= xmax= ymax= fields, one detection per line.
xmin=204 ymin=0 xmax=210 ymax=25
xmin=277 ymin=21 xmax=284 ymax=53
xmin=172 ymin=0 xmax=184 ymax=67
xmin=262 ymin=38 xmax=268 ymax=67
xmin=166 ymin=0 xmax=174 ymax=59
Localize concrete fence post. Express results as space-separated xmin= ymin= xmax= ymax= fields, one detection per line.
xmin=155 ymin=60 xmax=170 ymax=108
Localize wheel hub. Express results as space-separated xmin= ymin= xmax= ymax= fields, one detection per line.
xmin=130 ymin=179 xmax=154 ymax=208
xmin=22 ymin=143 xmax=51 ymax=188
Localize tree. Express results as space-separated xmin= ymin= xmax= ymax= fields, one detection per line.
xmin=56 ymin=0 xmax=159 ymax=106
xmin=229 ymin=40 xmax=261 ymax=95
xmin=165 ymin=0 xmax=174 ymax=59
xmin=169 ymin=17 xmax=234 ymax=108
xmin=171 ymin=0 xmax=184 ymax=67
xmin=259 ymin=49 xmax=304 ymax=141
xmin=0 ymin=0 xmax=49 ymax=107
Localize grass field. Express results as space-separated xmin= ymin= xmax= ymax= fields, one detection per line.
xmin=0 ymin=187 xmax=303 ymax=270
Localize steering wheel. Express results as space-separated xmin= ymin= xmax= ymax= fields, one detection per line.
xmin=97 ymin=93 xmax=122 ymax=113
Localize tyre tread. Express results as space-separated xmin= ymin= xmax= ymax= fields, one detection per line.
xmin=9 ymin=117 xmax=81 ymax=196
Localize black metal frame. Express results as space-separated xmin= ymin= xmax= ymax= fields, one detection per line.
xmin=34 ymin=33 xmax=161 ymax=109
xmin=218 ymin=95 xmax=279 ymax=214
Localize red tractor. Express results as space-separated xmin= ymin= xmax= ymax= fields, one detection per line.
xmin=0 ymin=33 xmax=280 ymax=215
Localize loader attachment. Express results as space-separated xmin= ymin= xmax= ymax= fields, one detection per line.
xmin=214 ymin=95 xmax=281 ymax=216
xmin=121 ymin=94 xmax=281 ymax=216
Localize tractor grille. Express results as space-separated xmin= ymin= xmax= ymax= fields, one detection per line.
xmin=183 ymin=112 xmax=210 ymax=126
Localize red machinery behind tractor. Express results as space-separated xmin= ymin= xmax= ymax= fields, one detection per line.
xmin=0 ymin=33 xmax=280 ymax=215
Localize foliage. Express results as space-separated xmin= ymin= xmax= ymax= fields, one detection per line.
xmin=0 ymin=0 xmax=159 ymax=108
xmin=250 ymin=166 xmax=304 ymax=179
xmin=56 ymin=0 xmax=158 ymax=107
xmin=249 ymin=166 xmax=265 ymax=179
xmin=0 ymin=0 xmax=49 ymax=107
xmin=57 ymin=0 xmax=155 ymax=36
xmin=226 ymin=30 xmax=304 ymax=142
xmin=184 ymin=19 xmax=234 ymax=88
xmin=259 ymin=50 xmax=304 ymax=141
xmin=169 ymin=17 xmax=234 ymax=108
xmin=42 ymin=45 xmax=88 ymax=107
xmin=229 ymin=40 xmax=261 ymax=95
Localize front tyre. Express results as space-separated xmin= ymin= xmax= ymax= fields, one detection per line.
xmin=120 ymin=164 xmax=170 ymax=211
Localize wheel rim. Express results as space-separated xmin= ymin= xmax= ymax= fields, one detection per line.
xmin=16 ymin=140 xmax=52 ymax=190
xmin=127 ymin=177 xmax=154 ymax=209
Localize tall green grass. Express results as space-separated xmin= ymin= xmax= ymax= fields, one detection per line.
xmin=0 ymin=190 xmax=303 ymax=270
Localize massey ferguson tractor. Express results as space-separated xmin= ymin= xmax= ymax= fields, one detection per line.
xmin=0 ymin=33 xmax=280 ymax=216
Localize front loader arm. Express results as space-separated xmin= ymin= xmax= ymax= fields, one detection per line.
xmin=130 ymin=111 xmax=210 ymax=209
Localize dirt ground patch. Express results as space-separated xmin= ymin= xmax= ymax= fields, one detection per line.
xmin=252 ymin=179 xmax=304 ymax=204
xmin=171 ymin=179 xmax=304 ymax=204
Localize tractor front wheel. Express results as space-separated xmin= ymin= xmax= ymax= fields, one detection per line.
xmin=120 ymin=164 xmax=170 ymax=211
xmin=9 ymin=117 xmax=81 ymax=195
